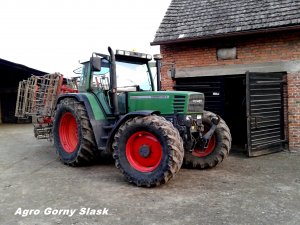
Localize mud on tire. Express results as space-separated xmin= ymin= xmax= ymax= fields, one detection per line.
xmin=53 ymin=98 xmax=97 ymax=166
xmin=113 ymin=115 xmax=184 ymax=187
xmin=184 ymin=110 xmax=231 ymax=169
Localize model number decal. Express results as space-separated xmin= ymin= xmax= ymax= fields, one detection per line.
xmin=130 ymin=96 xmax=170 ymax=99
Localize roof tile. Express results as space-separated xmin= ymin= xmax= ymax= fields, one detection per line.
xmin=152 ymin=0 xmax=300 ymax=44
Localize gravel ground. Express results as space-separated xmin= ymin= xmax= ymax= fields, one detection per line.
xmin=0 ymin=124 xmax=299 ymax=225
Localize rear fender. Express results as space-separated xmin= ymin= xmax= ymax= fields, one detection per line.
xmin=56 ymin=93 xmax=96 ymax=120
xmin=56 ymin=93 xmax=108 ymax=150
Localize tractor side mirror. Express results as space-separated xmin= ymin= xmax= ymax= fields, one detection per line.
xmin=91 ymin=56 xmax=102 ymax=71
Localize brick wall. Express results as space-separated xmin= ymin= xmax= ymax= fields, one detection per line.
xmin=287 ymin=72 xmax=300 ymax=151
xmin=159 ymin=30 xmax=300 ymax=151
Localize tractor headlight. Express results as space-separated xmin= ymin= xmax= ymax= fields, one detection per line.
xmin=116 ymin=50 xmax=124 ymax=55
xmin=196 ymin=115 xmax=202 ymax=126
xmin=154 ymin=54 xmax=163 ymax=60
xmin=186 ymin=115 xmax=192 ymax=121
xmin=185 ymin=115 xmax=192 ymax=127
xmin=116 ymin=49 xmax=152 ymax=61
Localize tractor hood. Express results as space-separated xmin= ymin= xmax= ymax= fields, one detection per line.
xmin=127 ymin=91 xmax=205 ymax=115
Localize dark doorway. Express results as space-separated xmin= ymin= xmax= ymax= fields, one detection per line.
xmin=175 ymin=75 xmax=248 ymax=152
xmin=1 ymin=93 xmax=17 ymax=123
xmin=223 ymin=76 xmax=247 ymax=151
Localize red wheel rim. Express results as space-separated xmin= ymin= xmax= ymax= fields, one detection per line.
xmin=192 ymin=125 xmax=216 ymax=157
xmin=126 ymin=131 xmax=162 ymax=172
xmin=59 ymin=112 xmax=78 ymax=153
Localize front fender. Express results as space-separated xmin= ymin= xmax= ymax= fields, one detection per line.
xmin=106 ymin=110 xmax=160 ymax=152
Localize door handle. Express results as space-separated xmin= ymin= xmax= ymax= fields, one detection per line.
xmin=252 ymin=116 xmax=263 ymax=129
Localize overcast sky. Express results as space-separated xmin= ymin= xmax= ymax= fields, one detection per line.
xmin=0 ymin=0 xmax=171 ymax=76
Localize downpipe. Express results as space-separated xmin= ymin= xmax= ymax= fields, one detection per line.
xmin=154 ymin=57 xmax=161 ymax=91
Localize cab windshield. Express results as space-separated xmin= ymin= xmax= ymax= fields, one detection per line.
xmin=90 ymin=60 xmax=153 ymax=91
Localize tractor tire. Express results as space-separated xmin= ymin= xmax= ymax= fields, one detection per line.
xmin=184 ymin=110 xmax=231 ymax=169
xmin=113 ymin=115 xmax=184 ymax=187
xmin=53 ymin=98 xmax=97 ymax=166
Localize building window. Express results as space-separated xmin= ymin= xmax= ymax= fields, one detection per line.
xmin=217 ymin=47 xmax=237 ymax=60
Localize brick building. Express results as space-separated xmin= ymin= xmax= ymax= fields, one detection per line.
xmin=151 ymin=0 xmax=300 ymax=155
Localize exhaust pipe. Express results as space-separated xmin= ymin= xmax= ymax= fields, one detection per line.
xmin=108 ymin=47 xmax=119 ymax=117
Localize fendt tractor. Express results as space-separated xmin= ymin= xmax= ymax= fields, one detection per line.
xmin=15 ymin=47 xmax=231 ymax=187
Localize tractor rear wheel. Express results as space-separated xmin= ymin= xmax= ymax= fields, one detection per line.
xmin=184 ymin=110 xmax=231 ymax=169
xmin=53 ymin=98 xmax=97 ymax=166
xmin=113 ymin=115 xmax=184 ymax=187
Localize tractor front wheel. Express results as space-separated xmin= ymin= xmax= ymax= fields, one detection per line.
xmin=113 ymin=115 xmax=184 ymax=187
xmin=184 ymin=110 xmax=231 ymax=169
xmin=53 ymin=98 xmax=97 ymax=166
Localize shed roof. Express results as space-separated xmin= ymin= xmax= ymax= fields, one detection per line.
xmin=0 ymin=58 xmax=47 ymax=76
xmin=152 ymin=0 xmax=300 ymax=45
xmin=0 ymin=58 xmax=47 ymax=89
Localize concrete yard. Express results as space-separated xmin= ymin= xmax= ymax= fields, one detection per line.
xmin=0 ymin=124 xmax=299 ymax=225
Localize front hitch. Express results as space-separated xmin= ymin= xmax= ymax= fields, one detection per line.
xmin=198 ymin=115 xmax=220 ymax=151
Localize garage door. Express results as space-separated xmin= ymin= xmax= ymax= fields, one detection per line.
xmin=246 ymin=72 xmax=286 ymax=156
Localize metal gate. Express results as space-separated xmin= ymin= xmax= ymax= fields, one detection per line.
xmin=246 ymin=72 xmax=286 ymax=156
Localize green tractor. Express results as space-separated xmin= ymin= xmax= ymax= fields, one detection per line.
xmin=16 ymin=47 xmax=231 ymax=187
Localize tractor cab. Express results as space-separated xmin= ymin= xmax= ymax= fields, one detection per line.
xmin=78 ymin=49 xmax=158 ymax=116
xmin=79 ymin=50 xmax=154 ymax=91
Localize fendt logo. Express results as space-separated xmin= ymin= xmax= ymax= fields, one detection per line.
xmin=192 ymin=99 xmax=203 ymax=104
